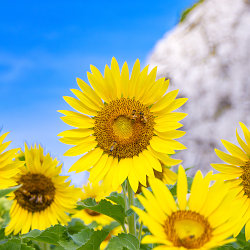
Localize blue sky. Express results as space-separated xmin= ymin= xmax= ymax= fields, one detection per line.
xmin=0 ymin=0 xmax=196 ymax=186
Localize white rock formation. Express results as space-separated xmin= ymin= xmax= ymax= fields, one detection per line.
xmin=148 ymin=0 xmax=250 ymax=173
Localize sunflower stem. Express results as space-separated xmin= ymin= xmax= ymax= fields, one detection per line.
xmin=127 ymin=181 xmax=136 ymax=236
xmin=138 ymin=221 xmax=143 ymax=247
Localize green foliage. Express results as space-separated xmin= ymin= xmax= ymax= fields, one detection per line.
xmin=106 ymin=233 xmax=139 ymax=250
xmin=106 ymin=192 xmax=125 ymax=209
xmin=0 ymin=185 xmax=22 ymax=198
xmin=0 ymin=239 xmax=35 ymax=250
xmin=78 ymin=198 xmax=126 ymax=226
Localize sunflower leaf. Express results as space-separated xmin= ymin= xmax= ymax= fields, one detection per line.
xmin=0 ymin=185 xmax=22 ymax=198
xmin=78 ymin=198 xmax=126 ymax=226
xmin=106 ymin=192 xmax=125 ymax=208
xmin=0 ymin=238 xmax=35 ymax=250
xmin=105 ymin=233 xmax=139 ymax=250
xmin=76 ymin=229 xmax=109 ymax=250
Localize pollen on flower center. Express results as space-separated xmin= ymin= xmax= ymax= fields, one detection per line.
xmin=94 ymin=98 xmax=155 ymax=159
xmin=15 ymin=173 xmax=55 ymax=212
xmin=113 ymin=116 xmax=133 ymax=139
xmin=164 ymin=211 xmax=212 ymax=249
xmin=241 ymin=161 xmax=250 ymax=198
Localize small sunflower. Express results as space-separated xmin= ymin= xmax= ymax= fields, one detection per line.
xmin=73 ymin=182 xmax=113 ymax=226
xmin=5 ymin=144 xmax=80 ymax=235
xmin=0 ymin=132 xmax=23 ymax=189
xmin=132 ymin=166 xmax=244 ymax=249
xmin=59 ymin=58 xmax=187 ymax=192
xmin=211 ymin=122 xmax=250 ymax=239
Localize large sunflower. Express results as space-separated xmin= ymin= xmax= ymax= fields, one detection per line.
xmin=211 ymin=122 xmax=250 ymax=240
xmin=73 ymin=182 xmax=113 ymax=226
xmin=59 ymin=58 xmax=187 ymax=192
xmin=0 ymin=132 xmax=23 ymax=189
xmin=132 ymin=166 xmax=245 ymax=249
xmin=5 ymin=144 xmax=80 ymax=235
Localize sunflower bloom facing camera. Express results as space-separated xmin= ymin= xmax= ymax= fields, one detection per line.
xmin=132 ymin=166 xmax=244 ymax=249
xmin=5 ymin=144 xmax=80 ymax=235
xmin=212 ymin=122 xmax=250 ymax=240
xmin=0 ymin=132 xmax=23 ymax=189
xmin=59 ymin=58 xmax=187 ymax=192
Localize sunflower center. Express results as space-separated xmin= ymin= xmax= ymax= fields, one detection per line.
xmin=164 ymin=211 xmax=212 ymax=249
xmin=94 ymin=98 xmax=155 ymax=159
xmin=113 ymin=116 xmax=133 ymax=139
xmin=241 ymin=161 xmax=250 ymax=198
xmin=85 ymin=208 xmax=100 ymax=216
xmin=15 ymin=173 xmax=55 ymax=212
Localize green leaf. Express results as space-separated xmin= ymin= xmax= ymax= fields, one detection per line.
xmin=106 ymin=192 xmax=125 ymax=208
xmin=106 ymin=233 xmax=139 ymax=250
xmin=0 ymin=185 xmax=22 ymax=198
xmin=71 ymin=228 xmax=94 ymax=246
xmin=77 ymin=230 xmax=109 ymax=250
xmin=22 ymin=224 xmax=70 ymax=245
xmin=0 ymin=239 xmax=35 ymax=250
xmin=78 ymin=198 xmax=126 ymax=226
xmin=67 ymin=219 xmax=87 ymax=235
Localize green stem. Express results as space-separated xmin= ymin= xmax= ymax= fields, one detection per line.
xmin=127 ymin=181 xmax=136 ymax=236
xmin=122 ymin=224 xmax=127 ymax=234
xmin=138 ymin=221 xmax=143 ymax=247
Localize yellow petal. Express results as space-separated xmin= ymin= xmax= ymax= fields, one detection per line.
xmin=63 ymin=96 xmax=97 ymax=116
xmin=239 ymin=122 xmax=250 ymax=146
xmin=215 ymin=149 xmax=246 ymax=166
xmin=236 ymin=129 xmax=250 ymax=155
xmin=69 ymin=147 xmax=103 ymax=172
xmin=71 ymin=88 xmax=101 ymax=111
xmin=157 ymin=98 xmax=188 ymax=114
xmin=211 ymin=163 xmax=243 ymax=174
xmin=116 ymin=158 xmax=132 ymax=185
xmin=149 ymin=178 xmax=177 ymax=215
xmin=64 ymin=137 xmax=97 ymax=156
xmin=155 ymin=130 xmax=186 ymax=140
xmin=76 ymin=78 xmax=104 ymax=108
xmin=154 ymin=122 xmax=183 ymax=132
xmin=142 ymin=150 xmax=162 ymax=172
xmin=221 ymin=139 xmax=249 ymax=161
xmin=120 ymin=62 xmax=130 ymax=98
xmin=58 ymin=128 xmax=93 ymax=138
xmin=155 ymin=112 xmax=187 ymax=123
xmin=177 ymin=166 xmax=187 ymax=210
xmin=150 ymin=90 xmax=179 ymax=113
xmin=60 ymin=115 xmax=94 ymax=129
xmin=150 ymin=136 xmax=175 ymax=154
xmin=128 ymin=168 xmax=139 ymax=192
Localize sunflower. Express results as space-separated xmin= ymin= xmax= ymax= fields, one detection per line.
xmin=73 ymin=182 xmax=113 ymax=226
xmin=5 ymin=144 xmax=81 ymax=235
xmin=132 ymin=166 xmax=245 ymax=249
xmin=0 ymin=132 xmax=23 ymax=189
xmin=58 ymin=57 xmax=187 ymax=192
xmin=211 ymin=122 xmax=250 ymax=240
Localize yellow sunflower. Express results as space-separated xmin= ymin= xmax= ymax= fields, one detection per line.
xmin=73 ymin=182 xmax=113 ymax=226
xmin=5 ymin=144 xmax=81 ymax=235
xmin=0 ymin=132 xmax=23 ymax=189
xmin=211 ymin=122 xmax=250 ymax=239
xmin=58 ymin=57 xmax=187 ymax=192
xmin=132 ymin=166 xmax=245 ymax=249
